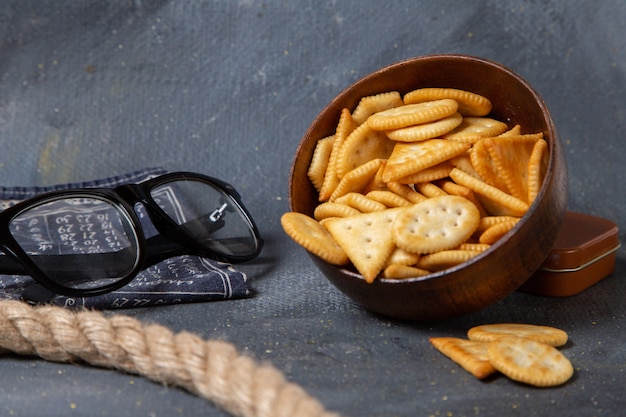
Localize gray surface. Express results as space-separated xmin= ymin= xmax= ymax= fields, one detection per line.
xmin=1 ymin=1 xmax=625 ymax=416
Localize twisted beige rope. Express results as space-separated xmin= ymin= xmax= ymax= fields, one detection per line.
xmin=0 ymin=300 xmax=341 ymax=417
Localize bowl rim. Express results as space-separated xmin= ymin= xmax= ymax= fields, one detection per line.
xmin=290 ymin=53 xmax=561 ymax=286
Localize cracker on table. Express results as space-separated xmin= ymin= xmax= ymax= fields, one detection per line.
xmin=487 ymin=336 xmax=574 ymax=387
xmin=468 ymin=323 xmax=569 ymax=347
xmin=430 ymin=337 xmax=497 ymax=379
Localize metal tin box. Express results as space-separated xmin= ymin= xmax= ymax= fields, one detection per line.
xmin=519 ymin=211 xmax=620 ymax=297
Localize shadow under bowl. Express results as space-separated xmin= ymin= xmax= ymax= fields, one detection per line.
xmin=289 ymin=54 xmax=568 ymax=322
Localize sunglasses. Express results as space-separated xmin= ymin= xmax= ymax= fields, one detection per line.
xmin=0 ymin=172 xmax=263 ymax=298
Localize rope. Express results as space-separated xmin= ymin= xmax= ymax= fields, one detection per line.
xmin=0 ymin=300 xmax=341 ymax=417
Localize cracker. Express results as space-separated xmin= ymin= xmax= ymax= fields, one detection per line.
xmin=307 ymin=135 xmax=334 ymax=193
xmin=335 ymin=122 xmax=395 ymax=179
xmin=313 ymin=202 xmax=362 ymax=221
xmin=386 ymin=112 xmax=463 ymax=142
xmin=468 ymin=323 xmax=569 ymax=347
xmin=383 ymin=139 xmax=470 ymax=183
xmin=393 ymin=195 xmax=480 ymax=254
xmin=334 ymin=192 xmax=387 ymax=213
xmin=366 ymin=99 xmax=459 ymax=131
xmin=527 ymin=138 xmax=549 ymax=203
xmin=437 ymin=179 xmax=488 ymax=217
xmin=476 ymin=215 xmax=521 ymax=232
xmin=414 ymin=182 xmax=447 ymax=198
xmin=352 ymin=91 xmax=403 ymax=125
xmin=449 ymin=168 xmax=529 ymax=217
xmin=318 ymin=108 xmax=357 ymax=201
xmin=383 ymin=264 xmax=431 ymax=279
xmin=443 ymin=117 xmax=508 ymax=144
xmin=280 ymin=212 xmax=349 ymax=265
xmin=417 ymin=249 xmax=482 ymax=270
xmin=450 ymin=150 xmax=482 ymax=179
xmin=325 ymin=208 xmax=405 ymax=283
xmin=396 ymin=161 xmax=454 ymax=184
xmin=470 ymin=138 xmax=509 ymax=192
xmin=383 ymin=247 xmax=421 ymax=267
xmin=498 ymin=124 xmax=522 ymax=137
xmin=457 ymin=243 xmax=491 ymax=252
xmin=386 ymin=181 xmax=427 ymax=203
xmin=329 ymin=158 xmax=385 ymax=201
xmin=403 ymin=88 xmax=492 ymax=117
xmin=365 ymin=190 xmax=412 ymax=208
xmin=429 ymin=337 xmax=497 ymax=379
xmin=484 ymin=135 xmax=542 ymax=201
xmin=487 ymin=337 xmax=574 ymax=387
xmin=478 ymin=218 xmax=519 ymax=244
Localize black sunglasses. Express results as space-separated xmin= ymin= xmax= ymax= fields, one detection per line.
xmin=0 ymin=172 xmax=263 ymax=298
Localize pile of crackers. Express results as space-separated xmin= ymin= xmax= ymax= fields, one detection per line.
xmin=282 ymin=88 xmax=549 ymax=283
xmin=431 ymin=323 xmax=574 ymax=387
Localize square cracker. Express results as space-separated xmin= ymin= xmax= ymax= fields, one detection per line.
xmin=430 ymin=337 xmax=497 ymax=379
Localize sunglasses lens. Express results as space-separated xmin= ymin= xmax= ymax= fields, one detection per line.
xmin=9 ymin=195 xmax=140 ymax=291
xmin=150 ymin=179 xmax=260 ymax=259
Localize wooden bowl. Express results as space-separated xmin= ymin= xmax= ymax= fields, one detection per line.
xmin=288 ymin=54 xmax=568 ymax=321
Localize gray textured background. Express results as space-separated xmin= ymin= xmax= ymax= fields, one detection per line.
xmin=1 ymin=1 xmax=625 ymax=416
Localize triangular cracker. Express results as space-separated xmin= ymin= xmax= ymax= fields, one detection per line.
xmin=527 ymin=138 xmax=549 ymax=203
xmin=484 ymin=134 xmax=542 ymax=202
xmin=382 ymin=139 xmax=470 ymax=183
xmin=324 ymin=207 xmax=405 ymax=283
xmin=430 ymin=337 xmax=497 ymax=379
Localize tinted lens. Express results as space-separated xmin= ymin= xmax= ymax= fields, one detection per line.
xmin=9 ymin=195 xmax=140 ymax=290
xmin=150 ymin=179 xmax=259 ymax=258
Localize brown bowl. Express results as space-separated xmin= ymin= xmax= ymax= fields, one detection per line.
xmin=288 ymin=54 xmax=568 ymax=321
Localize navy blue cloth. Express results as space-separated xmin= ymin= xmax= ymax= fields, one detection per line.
xmin=0 ymin=167 xmax=249 ymax=309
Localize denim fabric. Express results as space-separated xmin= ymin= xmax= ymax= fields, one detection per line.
xmin=0 ymin=168 xmax=249 ymax=309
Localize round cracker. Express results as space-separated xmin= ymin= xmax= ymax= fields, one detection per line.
xmin=280 ymin=212 xmax=349 ymax=265
xmin=403 ymin=87 xmax=492 ymax=117
xmin=392 ymin=195 xmax=480 ymax=254
xmin=366 ymin=99 xmax=459 ymax=130
xmin=467 ymin=323 xmax=568 ymax=347
xmin=487 ymin=336 xmax=574 ymax=387
xmin=386 ymin=112 xmax=463 ymax=142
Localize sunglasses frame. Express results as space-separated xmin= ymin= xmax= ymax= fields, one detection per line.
xmin=0 ymin=172 xmax=263 ymax=297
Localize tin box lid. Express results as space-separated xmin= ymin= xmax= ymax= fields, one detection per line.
xmin=541 ymin=211 xmax=620 ymax=271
